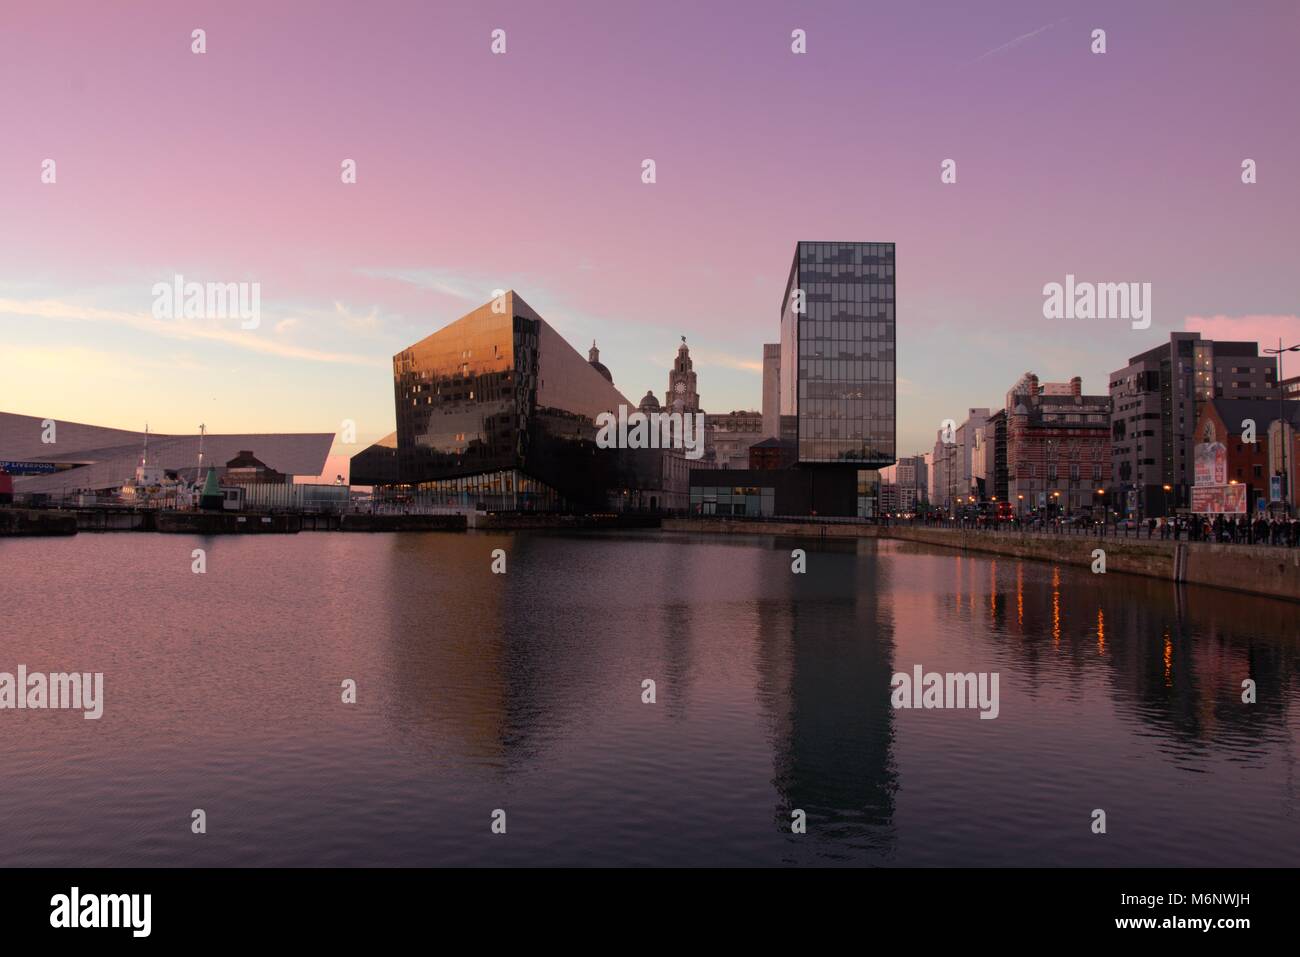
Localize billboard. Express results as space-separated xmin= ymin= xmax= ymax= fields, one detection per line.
xmin=1194 ymin=442 xmax=1227 ymax=487
xmin=1191 ymin=484 xmax=1246 ymax=514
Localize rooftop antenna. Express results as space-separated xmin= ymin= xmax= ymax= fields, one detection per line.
xmin=196 ymin=423 xmax=206 ymax=486
xmin=141 ymin=423 xmax=149 ymax=467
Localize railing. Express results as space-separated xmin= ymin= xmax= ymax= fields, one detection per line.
xmin=884 ymin=516 xmax=1300 ymax=547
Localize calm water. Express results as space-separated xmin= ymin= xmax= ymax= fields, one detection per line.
xmin=1 ymin=530 xmax=1297 ymax=867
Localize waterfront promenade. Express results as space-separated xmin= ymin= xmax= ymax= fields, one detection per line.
xmin=663 ymin=517 xmax=1300 ymax=603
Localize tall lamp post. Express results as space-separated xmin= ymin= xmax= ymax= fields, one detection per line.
xmin=1263 ymin=340 xmax=1299 ymax=516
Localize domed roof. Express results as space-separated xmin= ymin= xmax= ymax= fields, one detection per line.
xmin=588 ymin=341 xmax=613 ymax=383
xmin=639 ymin=390 xmax=661 ymax=411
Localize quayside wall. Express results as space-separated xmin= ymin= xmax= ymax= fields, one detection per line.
xmin=660 ymin=519 xmax=1300 ymax=603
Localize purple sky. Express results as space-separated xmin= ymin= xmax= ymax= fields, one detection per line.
xmin=2 ymin=0 xmax=1297 ymax=478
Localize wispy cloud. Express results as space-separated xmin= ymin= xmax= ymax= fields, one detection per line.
xmin=0 ymin=298 xmax=386 ymax=367
xmin=680 ymin=348 xmax=763 ymax=374
xmin=332 ymin=301 xmax=384 ymax=336
xmin=2 ymin=344 xmax=205 ymax=377
xmin=356 ymin=267 xmax=503 ymax=302
xmin=970 ymin=18 xmax=1066 ymax=64
xmin=1184 ymin=314 xmax=1300 ymax=348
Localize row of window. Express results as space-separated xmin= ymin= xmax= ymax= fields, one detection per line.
xmin=798 ymin=242 xmax=895 ymax=264
xmin=800 ymin=302 xmax=896 ymax=321
xmin=798 ymin=399 xmax=894 ymax=417
xmin=689 ymin=486 xmax=776 ymax=518
xmin=1013 ymin=464 xmax=1108 ymax=479
xmin=798 ymin=264 xmax=895 ymax=281
xmin=799 ymin=360 xmax=894 ymax=381
xmin=803 ymin=282 xmax=896 ymax=301
xmin=799 ymin=319 xmax=894 ymax=341
xmin=797 ymin=440 xmax=893 ymax=463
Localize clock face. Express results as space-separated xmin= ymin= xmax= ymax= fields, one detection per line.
xmin=674 ymin=381 xmax=685 ymax=394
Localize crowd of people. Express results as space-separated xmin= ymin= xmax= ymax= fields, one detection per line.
xmin=1171 ymin=513 xmax=1300 ymax=546
xmin=898 ymin=511 xmax=1300 ymax=546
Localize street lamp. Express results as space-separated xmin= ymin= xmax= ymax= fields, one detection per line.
xmin=1263 ymin=340 xmax=1300 ymax=515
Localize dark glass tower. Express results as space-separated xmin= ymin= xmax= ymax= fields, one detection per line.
xmin=353 ymin=291 xmax=636 ymax=510
xmin=779 ymin=241 xmax=896 ymax=468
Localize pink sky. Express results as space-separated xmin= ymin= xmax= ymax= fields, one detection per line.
xmin=2 ymin=0 xmax=1297 ymax=479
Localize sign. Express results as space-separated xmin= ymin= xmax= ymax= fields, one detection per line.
xmin=1194 ymin=442 xmax=1227 ymax=487
xmin=0 ymin=460 xmax=59 ymax=475
xmin=1191 ymin=484 xmax=1246 ymax=515
xmin=1271 ymin=475 xmax=1283 ymax=502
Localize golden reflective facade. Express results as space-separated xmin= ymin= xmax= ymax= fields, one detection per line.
xmin=355 ymin=292 xmax=639 ymax=510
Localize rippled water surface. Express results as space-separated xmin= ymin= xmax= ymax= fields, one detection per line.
xmin=1 ymin=530 xmax=1297 ymax=866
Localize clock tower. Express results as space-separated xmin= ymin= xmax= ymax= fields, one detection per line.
xmin=665 ymin=337 xmax=700 ymax=413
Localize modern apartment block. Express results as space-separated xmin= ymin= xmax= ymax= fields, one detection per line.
xmin=928 ymin=408 xmax=988 ymax=509
xmin=957 ymin=408 xmax=991 ymax=500
xmin=1109 ymin=332 xmax=1278 ymax=514
xmin=931 ymin=428 xmax=958 ymax=508
xmin=894 ymin=453 xmax=928 ymax=511
xmin=984 ymin=409 xmax=1009 ymax=503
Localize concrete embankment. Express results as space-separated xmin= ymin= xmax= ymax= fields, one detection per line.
xmin=335 ymin=513 xmax=467 ymax=532
xmin=155 ymin=511 xmax=303 ymax=533
xmin=0 ymin=508 xmax=78 ymax=536
xmin=664 ymin=518 xmax=875 ymax=539
xmin=884 ymin=526 xmax=1300 ymax=601
xmin=661 ymin=518 xmax=1300 ymax=602
xmin=76 ymin=509 xmax=152 ymax=531
xmin=475 ymin=512 xmax=661 ymax=531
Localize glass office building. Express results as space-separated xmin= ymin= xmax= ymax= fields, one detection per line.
xmin=353 ymin=291 xmax=639 ymax=510
xmin=779 ymin=241 xmax=896 ymax=468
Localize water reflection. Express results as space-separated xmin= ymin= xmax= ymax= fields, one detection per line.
xmin=0 ymin=531 xmax=1295 ymax=866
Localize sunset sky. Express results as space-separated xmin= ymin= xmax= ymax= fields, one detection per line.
xmin=2 ymin=0 xmax=1297 ymax=479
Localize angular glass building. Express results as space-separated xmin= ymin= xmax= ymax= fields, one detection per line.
xmin=352 ymin=291 xmax=640 ymax=510
xmin=779 ymin=241 xmax=896 ymax=468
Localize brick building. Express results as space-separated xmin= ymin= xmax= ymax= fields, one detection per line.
xmin=1194 ymin=398 xmax=1300 ymax=512
xmin=1005 ymin=373 xmax=1112 ymax=515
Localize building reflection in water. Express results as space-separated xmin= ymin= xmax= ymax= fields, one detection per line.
xmin=955 ymin=544 xmax=1298 ymax=756
xmin=758 ymin=538 xmax=899 ymax=858
xmin=368 ymin=531 xmax=1295 ymax=863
